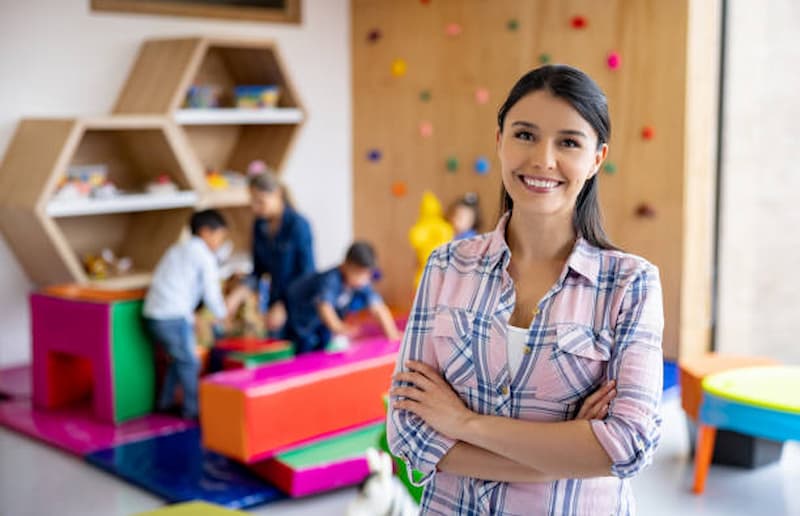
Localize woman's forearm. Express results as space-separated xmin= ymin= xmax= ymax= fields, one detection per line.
xmin=438 ymin=441 xmax=557 ymax=483
xmin=457 ymin=416 xmax=613 ymax=478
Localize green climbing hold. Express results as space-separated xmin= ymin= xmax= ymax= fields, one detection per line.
xmin=539 ymin=53 xmax=552 ymax=65
xmin=603 ymin=162 xmax=618 ymax=174
xmin=507 ymin=19 xmax=519 ymax=31
xmin=446 ymin=156 xmax=459 ymax=172
xmin=420 ymin=90 xmax=432 ymax=102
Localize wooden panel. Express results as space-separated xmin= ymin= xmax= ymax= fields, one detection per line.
xmin=183 ymin=125 xmax=241 ymax=172
xmin=353 ymin=0 xmax=719 ymax=358
xmin=0 ymin=119 xmax=76 ymax=208
xmin=121 ymin=209 xmax=192 ymax=269
xmin=114 ymin=38 xmax=204 ymax=114
xmin=228 ymin=125 xmax=297 ymax=173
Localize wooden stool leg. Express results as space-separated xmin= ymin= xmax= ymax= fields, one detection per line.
xmin=692 ymin=424 xmax=717 ymax=494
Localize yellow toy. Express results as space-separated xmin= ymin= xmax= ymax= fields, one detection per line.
xmin=408 ymin=191 xmax=454 ymax=285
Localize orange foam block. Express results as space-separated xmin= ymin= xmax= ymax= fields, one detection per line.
xmin=200 ymin=337 xmax=398 ymax=463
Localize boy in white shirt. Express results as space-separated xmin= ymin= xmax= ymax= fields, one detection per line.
xmin=143 ymin=209 xmax=229 ymax=420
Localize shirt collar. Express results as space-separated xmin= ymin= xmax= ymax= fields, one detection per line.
xmin=487 ymin=211 xmax=600 ymax=285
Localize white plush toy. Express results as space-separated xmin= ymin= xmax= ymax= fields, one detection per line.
xmin=346 ymin=448 xmax=419 ymax=516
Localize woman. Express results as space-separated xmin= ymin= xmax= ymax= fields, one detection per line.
xmin=388 ymin=65 xmax=664 ymax=515
xmin=248 ymin=171 xmax=316 ymax=333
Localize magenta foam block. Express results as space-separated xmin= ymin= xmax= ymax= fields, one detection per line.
xmin=0 ymin=399 xmax=194 ymax=456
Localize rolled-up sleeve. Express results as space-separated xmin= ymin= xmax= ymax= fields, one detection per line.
xmin=590 ymin=263 xmax=664 ymax=479
xmin=387 ymin=247 xmax=457 ymax=486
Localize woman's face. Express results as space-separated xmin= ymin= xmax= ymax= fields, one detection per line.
xmin=250 ymin=188 xmax=283 ymax=218
xmin=497 ymin=90 xmax=607 ymax=220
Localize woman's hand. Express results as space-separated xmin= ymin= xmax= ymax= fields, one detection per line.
xmin=575 ymin=380 xmax=616 ymax=420
xmin=391 ymin=360 xmax=474 ymax=440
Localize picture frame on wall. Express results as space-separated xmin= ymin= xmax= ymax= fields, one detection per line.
xmin=91 ymin=0 xmax=302 ymax=24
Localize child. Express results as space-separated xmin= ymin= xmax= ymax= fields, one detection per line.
xmin=447 ymin=192 xmax=481 ymax=240
xmin=285 ymin=241 xmax=401 ymax=354
xmin=143 ymin=209 xmax=230 ymax=420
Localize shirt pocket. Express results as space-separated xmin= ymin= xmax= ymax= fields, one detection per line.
xmin=431 ymin=307 xmax=479 ymax=389
xmin=532 ymin=323 xmax=612 ymax=404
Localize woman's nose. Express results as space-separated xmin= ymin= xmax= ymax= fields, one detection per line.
xmin=530 ymin=140 xmax=556 ymax=170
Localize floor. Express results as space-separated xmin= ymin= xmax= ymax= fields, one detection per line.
xmin=1 ymin=392 xmax=798 ymax=516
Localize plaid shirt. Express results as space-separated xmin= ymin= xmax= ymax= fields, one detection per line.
xmin=388 ymin=213 xmax=664 ymax=515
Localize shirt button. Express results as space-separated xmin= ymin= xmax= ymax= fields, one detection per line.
xmin=501 ymin=386 xmax=510 ymax=396
xmin=523 ymin=347 xmax=532 ymax=355
xmin=532 ymin=307 xmax=540 ymax=316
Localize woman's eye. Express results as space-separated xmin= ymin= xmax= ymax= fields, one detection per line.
xmin=514 ymin=131 xmax=534 ymax=141
xmin=561 ymin=138 xmax=580 ymax=148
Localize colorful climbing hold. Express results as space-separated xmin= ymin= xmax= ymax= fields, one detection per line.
xmin=641 ymin=126 xmax=655 ymax=140
xmin=367 ymin=29 xmax=381 ymax=43
xmin=391 ymin=59 xmax=407 ymax=77
xmin=539 ymin=53 xmax=552 ymax=65
xmin=367 ymin=149 xmax=382 ymax=162
xmin=607 ymin=51 xmax=621 ymax=70
xmin=419 ymin=90 xmax=432 ymax=102
xmin=392 ymin=181 xmax=408 ymax=197
xmin=446 ymin=156 xmax=459 ymax=172
xmin=475 ymin=157 xmax=490 ymax=175
xmin=419 ymin=121 xmax=433 ymax=138
xmin=507 ymin=19 xmax=519 ymax=31
xmin=445 ymin=23 xmax=462 ymax=37
xmin=603 ymin=162 xmax=618 ymax=174
xmin=571 ymin=15 xmax=588 ymax=29
xmin=475 ymin=88 xmax=490 ymax=105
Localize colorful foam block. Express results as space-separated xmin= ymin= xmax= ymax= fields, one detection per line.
xmin=133 ymin=502 xmax=248 ymax=515
xmin=0 ymin=399 xmax=194 ymax=456
xmin=32 ymin=290 xmax=156 ymax=423
xmin=215 ymin=337 xmax=292 ymax=353
xmin=251 ymin=421 xmax=384 ymax=497
xmin=223 ymin=345 xmax=295 ymax=370
xmin=200 ymin=337 xmax=399 ymax=463
xmin=0 ymin=364 xmax=32 ymax=399
xmin=86 ymin=427 xmax=284 ymax=509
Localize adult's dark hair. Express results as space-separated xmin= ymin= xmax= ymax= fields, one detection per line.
xmin=345 ymin=241 xmax=377 ymax=269
xmin=190 ymin=209 xmax=227 ymax=235
xmin=249 ymin=170 xmax=293 ymax=208
xmin=497 ymin=64 xmax=616 ymax=250
xmin=451 ymin=192 xmax=482 ymax=232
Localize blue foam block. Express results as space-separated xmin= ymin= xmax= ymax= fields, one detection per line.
xmin=663 ymin=360 xmax=679 ymax=392
xmin=86 ymin=428 xmax=285 ymax=509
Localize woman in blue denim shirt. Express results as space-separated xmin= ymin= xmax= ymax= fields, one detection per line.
xmin=247 ymin=171 xmax=316 ymax=334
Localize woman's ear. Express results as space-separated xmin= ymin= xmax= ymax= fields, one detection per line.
xmin=591 ymin=143 xmax=609 ymax=178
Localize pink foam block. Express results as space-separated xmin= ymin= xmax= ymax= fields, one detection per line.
xmin=0 ymin=399 xmax=195 ymax=456
xmin=31 ymin=294 xmax=115 ymax=421
xmin=204 ymin=337 xmax=399 ymax=391
xmin=0 ymin=364 xmax=32 ymax=399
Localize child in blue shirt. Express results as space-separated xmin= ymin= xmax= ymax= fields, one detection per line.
xmin=285 ymin=241 xmax=401 ymax=354
xmin=143 ymin=210 xmax=230 ymax=420
xmin=447 ymin=192 xmax=482 ymax=240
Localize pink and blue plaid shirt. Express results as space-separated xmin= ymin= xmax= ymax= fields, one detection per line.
xmin=388 ymin=213 xmax=664 ymax=515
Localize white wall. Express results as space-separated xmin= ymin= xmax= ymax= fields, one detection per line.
xmin=0 ymin=0 xmax=352 ymax=367
xmin=717 ymin=0 xmax=800 ymax=363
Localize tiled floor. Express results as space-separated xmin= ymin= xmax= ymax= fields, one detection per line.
xmin=1 ymin=393 xmax=798 ymax=516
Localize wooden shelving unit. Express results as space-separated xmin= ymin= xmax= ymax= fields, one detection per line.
xmin=0 ymin=116 xmax=201 ymax=287
xmin=114 ymin=36 xmax=305 ymax=256
xmin=0 ymin=36 xmax=304 ymax=288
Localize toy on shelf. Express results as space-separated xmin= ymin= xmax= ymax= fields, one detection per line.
xmin=234 ymin=85 xmax=281 ymax=108
xmin=53 ymin=164 xmax=121 ymax=201
xmin=206 ymin=169 xmax=230 ymax=190
xmin=185 ymin=85 xmax=223 ymax=108
xmin=247 ymin=159 xmax=268 ymax=176
xmin=146 ymin=174 xmax=179 ymax=194
xmin=408 ymin=191 xmax=454 ymax=285
xmin=346 ymin=448 xmax=419 ymax=516
xmin=83 ymin=248 xmax=133 ymax=280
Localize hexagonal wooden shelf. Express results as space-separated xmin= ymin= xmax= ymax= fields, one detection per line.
xmin=0 ymin=116 xmax=202 ymax=288
xmin=114 ymin=36 xmax=305 ymax=255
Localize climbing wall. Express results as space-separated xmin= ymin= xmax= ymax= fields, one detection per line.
xmin=353 ymin=0 xmax=720 ymax=358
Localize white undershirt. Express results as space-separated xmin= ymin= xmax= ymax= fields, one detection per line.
xmin=506 ymin=325 xmax=529 ymax=376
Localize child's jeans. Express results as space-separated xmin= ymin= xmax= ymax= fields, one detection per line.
xmin=144 ymin=317 xmax=198 ymax=419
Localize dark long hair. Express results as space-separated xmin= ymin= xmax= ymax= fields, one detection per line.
xmin=497 ymin=65 xmax=616 ymax=250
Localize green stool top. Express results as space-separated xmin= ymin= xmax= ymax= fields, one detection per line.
xmin=702 ymin=366 xmax=800 ymax=414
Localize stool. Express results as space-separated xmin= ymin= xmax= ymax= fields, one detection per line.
xmin=692 ymin=366 xmax=800 ymax=494
xmin=679 ymin=353 xmax=781 ymax=468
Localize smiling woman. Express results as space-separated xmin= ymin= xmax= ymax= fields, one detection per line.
xmin=387 ymin=65 xmax=665 ymax=516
